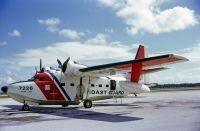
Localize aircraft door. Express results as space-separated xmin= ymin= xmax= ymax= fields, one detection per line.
xmin=75 ymin=77 xmax=85 ymax=100
xmin=110 ymin=80 xmax=116 ymax=90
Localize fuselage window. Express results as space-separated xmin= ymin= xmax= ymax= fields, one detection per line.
xmin=110 ymin=80 xmax=116 ymax=90
xmin=91 ymin=84 xmax=95 ymax=87
xmin=106 ymin=84 xmax=109 ymax=87
xmin=61 ymin=83 xmax=65 ymax=86
xmin=70 ymin=83 xmax=75 ymax=87
xmin=99 ymin=84 xmax=102 ymax=87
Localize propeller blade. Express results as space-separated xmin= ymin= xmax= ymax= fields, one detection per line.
xmin=57 ymin=59 xmax=62 ymax=68
xmin=40 ymin=58 xmax=42 ymax=72
xmin=62 ymin=57 xmax=70 ymax=72
xmin=35 ymin=66 xmax=38 ymax=73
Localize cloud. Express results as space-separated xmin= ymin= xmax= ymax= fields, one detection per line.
xmin=0 ymin=67 xmax=33 ymax=87
xmin=8 ymin=29 xmax=21 ymax=37
xmin=85 ymin=33 xmax=108 ymax=45
xmin=2 ymin=30 xmax=200 ymax=84
xmin=0 ymin=76 xmax=15 ymax=86
xmin=8 ymin=42 xmax=200 ymax=84
xmin=175 ymin=43 xmax=200 ymax=63
xmin=59 ymin=29 xmax=85 ymax=39
xmin=16 ymin=42 xmax=136 ymax=67
xmin=104 ymin=28 xmax=114 ymax=33
xmin=38 ymin=17 xmax=61 ymax=33
xmin=0 ymin=33 xmax=135 ymax=67
xmin=0 ymin=69 xmax=16 ymax=86
xmin=1 ymin=40 xmax=200 ymax=84
xmin=4 ymin=76 xmax=15 ymax=83
xmin=0 ymin=41 xmax=7 ymax=46
xmin=149 ymin=43 xmax=200 ymax=84
xmin=98 ymin=0 xmax=198 ymax=35
xmin=0 ymin=33 xmax=138 ymax=87
xmin=38 ymin=17 xmax=85 ymax=40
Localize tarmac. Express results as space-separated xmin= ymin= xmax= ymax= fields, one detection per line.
xmin=0 ymin=90 xmax=200 ymax=131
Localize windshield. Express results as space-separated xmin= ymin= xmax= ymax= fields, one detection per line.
xmin=27 ymin=76 xmax=36 ymax=81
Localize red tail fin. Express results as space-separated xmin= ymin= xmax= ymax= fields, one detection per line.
xmin=135 ymin=45 xmax=145 ymax=59
xmin=131 ymin=45 xmax=145 ymax=83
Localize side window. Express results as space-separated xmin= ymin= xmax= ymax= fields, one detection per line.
xmin=70 ymin=83 xmax=75 ymax=87
xmin=61 ymin=83 xmax=65 ymax=86
xmin=91 ymin=84 xmax=95 ymax=87
xmin=99 ymin=84 xmax=102 ymax=87
xmin=110 ymin=80 xmax=116 ymax=90
xmin=106 ymin=84 xmax=109 ymax=87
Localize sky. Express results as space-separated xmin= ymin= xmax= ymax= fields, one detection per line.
xmin=0 ymin=0 xmax=200 ymax=86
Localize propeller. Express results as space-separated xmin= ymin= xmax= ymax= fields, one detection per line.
xmin=40 ymin=58 xmax=42 ymax=72
xmin=33 ymin=59 xmax=43 ymax=76
xmin=36 ymin=58 xmax=44 ymax=73
xmin=34 ymin=66 xmax=38 ymax=74
xmin=57 ymin=59 xmax=62 ymax=68
xmin=57 ymin=57 xmax=70 ymax=73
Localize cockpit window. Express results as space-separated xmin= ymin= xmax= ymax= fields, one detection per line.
xmin=28 ymin=75 xmax=44 ymax=81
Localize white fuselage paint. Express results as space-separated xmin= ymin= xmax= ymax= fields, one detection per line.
xmin=7 ymin=81 xmax=46 ymax=104
xmin=6 ymin=67 xmax=150 ymax=105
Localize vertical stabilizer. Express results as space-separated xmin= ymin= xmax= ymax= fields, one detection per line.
xmin=131 ymin=45 xmax=145 ymax=83
xmin=135 ymin=45 xmax=145 ymax=59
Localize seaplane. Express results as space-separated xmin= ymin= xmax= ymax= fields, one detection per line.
xmin=1 ymin=45 xmax=188 ymax=111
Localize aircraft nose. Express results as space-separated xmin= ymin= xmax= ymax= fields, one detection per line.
xmin=1 ymin=86 xmax=8 ymax=93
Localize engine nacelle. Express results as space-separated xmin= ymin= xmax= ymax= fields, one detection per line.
xmin=119 ymin=81 xmax=150 ymax=94
xmin=64 ymin=60 xmax=87 ymax=76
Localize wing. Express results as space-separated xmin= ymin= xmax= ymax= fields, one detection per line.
xmin=79 ymin=54 xmax=188 ymax=77
xmin=141 ymin=67 xmax=169 ymax=75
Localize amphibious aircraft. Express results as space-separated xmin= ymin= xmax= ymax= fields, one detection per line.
xmin=1 ymin=45 xmax=188 ymax=111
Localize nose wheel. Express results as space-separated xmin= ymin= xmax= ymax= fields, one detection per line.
xmin=83 ymin=100 xmax=92 ymax=108
xmin=22 ymin=104 xmax=30 ymax=111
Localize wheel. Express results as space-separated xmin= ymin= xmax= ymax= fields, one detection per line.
xmin=134 ymin=93 xmax=137 ymax=97
xmin=22 ymin=104 xmax=30 ymax=111
xmin=84 ymin=100 xmax=92 ymax=108
xmin=62 ymin=103 xmax=69 ymax=107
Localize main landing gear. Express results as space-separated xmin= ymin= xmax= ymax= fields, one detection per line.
xmin=62 ymin=103 xmax=69 ymax=107
xmin=83 ymin=100 xmax=92 ymax=108
xmin=22 ymin=104 xmax=30 ymax=111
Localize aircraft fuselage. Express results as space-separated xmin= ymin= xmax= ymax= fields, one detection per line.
xmin=4 ymin=70 xmax=150 ymax=107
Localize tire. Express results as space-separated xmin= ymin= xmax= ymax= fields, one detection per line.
xmin=62 ymin=103 xmax=69 ymax=107
xmin=22 ymin=104 xmax=30 ymax=111
xmin=84 ymin=100 xmax=92 ymax=108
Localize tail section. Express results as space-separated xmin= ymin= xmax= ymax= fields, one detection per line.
xmin=131 ymin=45 xmax=145 ymax=83
xmin=135 ymin=45 xmax=145 ymax=59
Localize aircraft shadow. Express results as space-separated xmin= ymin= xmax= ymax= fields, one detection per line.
xmin=0 ymin=104 xmax=144 ymax=127
xmin=94 ymin=103 xmax=141 ymax=107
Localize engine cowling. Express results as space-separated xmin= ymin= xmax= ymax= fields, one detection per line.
xmin=119 ymin=81 xmax=150 ymax=94
xmin=64 ymin=60 xmax=87 ymax=76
